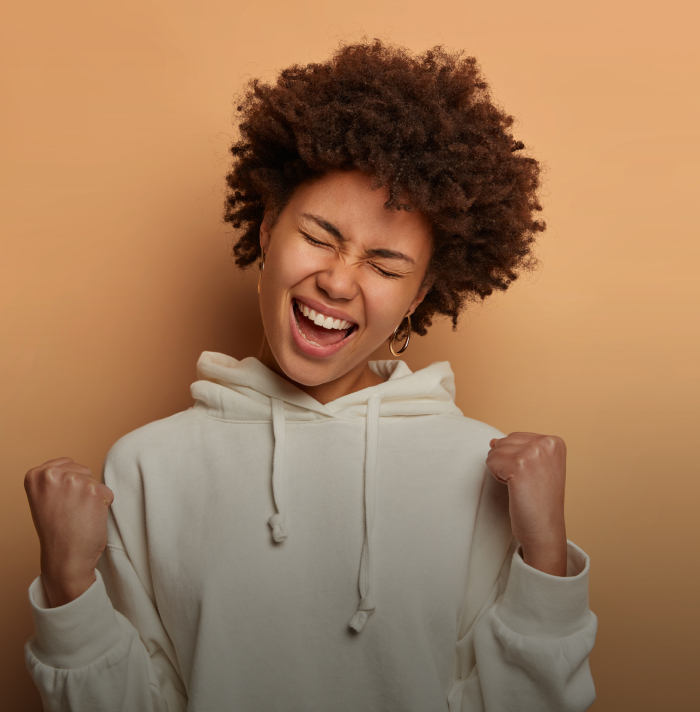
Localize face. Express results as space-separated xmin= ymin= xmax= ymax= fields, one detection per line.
xmin=258 ymin=169 xmax=433 ymax=387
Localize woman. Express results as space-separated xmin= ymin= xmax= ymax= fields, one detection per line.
xmin=24 ymin=40 xmax=597 ymax=711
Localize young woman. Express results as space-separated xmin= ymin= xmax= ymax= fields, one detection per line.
xmin=24 ymin=40 xmax=597 ymax=711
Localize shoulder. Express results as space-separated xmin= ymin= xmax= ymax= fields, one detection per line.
xmin=431 ymin=411 xmax=506 ymax=453
xmin=103 ymin=408 xmax=197 ymax=483
xmin=438 ymin=415 xmax=508 ymax=512
xmin=452 ymin=414 xmax=506 ymax=442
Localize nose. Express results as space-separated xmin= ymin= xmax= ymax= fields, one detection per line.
xmin=315 ymin=259 xmax=359 ymax=302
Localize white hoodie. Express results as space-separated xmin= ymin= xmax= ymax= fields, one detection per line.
xmin=25 ymin=351 xmax=597 ymax=712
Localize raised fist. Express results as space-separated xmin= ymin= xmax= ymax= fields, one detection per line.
xmin=486 ymin=432 xmax=568 ymax=576
xmin=24 ymin=457 xmax=114 ymax=607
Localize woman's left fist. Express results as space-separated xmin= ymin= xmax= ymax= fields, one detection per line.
xmin=486 ymin=432 xmax=568 ymax=576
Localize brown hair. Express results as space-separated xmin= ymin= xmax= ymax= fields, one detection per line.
xmin=224 ymin=39 xmax=545 ymax=336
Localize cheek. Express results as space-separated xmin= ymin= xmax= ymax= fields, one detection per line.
xmin=281 ymin=242 xmax=325 ymax=284
xmin=363 ymin=282 xmax=411 ymax=334
xmin=266 ymin=242 xmax=320 ymax=297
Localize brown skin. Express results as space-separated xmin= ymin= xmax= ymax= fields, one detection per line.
xmin=256 ymin=170 xmax=432 ymax=404
xmin=24 ymin=457 xmax=113 ymax=607
xmin=24 ymin=171 xmax=567 ymax=610
xmin=486 ymin=433 xmax=568 ymax=576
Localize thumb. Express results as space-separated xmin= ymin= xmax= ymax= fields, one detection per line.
xmin=101 ymin=485 xmax=115 ymax=507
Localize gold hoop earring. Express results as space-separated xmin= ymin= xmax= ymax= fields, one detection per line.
xmin=389 ymin=312 xmax=411 ymax=356
xmin=257 ymin=249 xmax=265 ymax=294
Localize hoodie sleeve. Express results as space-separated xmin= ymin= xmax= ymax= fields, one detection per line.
xmin=447 ymin=469 xmax=598 ymax=712
xmin=24 ymin=446 xmax=187 ymax=712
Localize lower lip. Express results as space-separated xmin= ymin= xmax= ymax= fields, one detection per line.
xmin=288 ymin=300 xmax=357 ymax=359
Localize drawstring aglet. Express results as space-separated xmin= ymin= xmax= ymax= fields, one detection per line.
xmin=268 ymin=513 xmax=288 ymax=542
xmin=348 ymin=596 xmax=375 ymax=633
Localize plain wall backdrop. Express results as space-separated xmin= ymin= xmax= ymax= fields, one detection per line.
xmin=1 ymin=0 xmax=698 ymax=709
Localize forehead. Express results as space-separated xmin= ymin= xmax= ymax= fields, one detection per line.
xmin=286 ymin=170 xmax=432 ymax=254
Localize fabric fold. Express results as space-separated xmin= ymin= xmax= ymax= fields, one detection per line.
xmin=496 ymin=540 xmax=593 ymax=638
xmin=27 ymin=570 xmax=124 ymax=669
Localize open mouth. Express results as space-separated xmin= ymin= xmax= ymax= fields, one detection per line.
xmin=292 ymin=298 xmax=357 ymax=348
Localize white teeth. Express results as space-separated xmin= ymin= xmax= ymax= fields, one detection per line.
xmin=295 ymin=299 xmax=354 ymax=331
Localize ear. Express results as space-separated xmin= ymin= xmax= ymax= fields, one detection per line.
xmin=259 ymin=211 xmax=272 ymax=252
xmin=407 ymin=282 xmax=430 ymax=317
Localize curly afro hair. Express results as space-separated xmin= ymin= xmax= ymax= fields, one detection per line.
xmin=223 ymin=38 xmax=545 ymax=337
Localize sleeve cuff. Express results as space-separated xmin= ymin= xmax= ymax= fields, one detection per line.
xmin=27 ymin=568 xmax=124 ymax=669
xmin=496 ymin=539 xmax=592 ymax=638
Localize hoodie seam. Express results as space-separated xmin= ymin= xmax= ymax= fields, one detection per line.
xmin=189 ymin=409 xmax=464 ymax=425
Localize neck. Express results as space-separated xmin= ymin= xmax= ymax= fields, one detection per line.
xmin=257 ymin=335 xmax=385 ymax=405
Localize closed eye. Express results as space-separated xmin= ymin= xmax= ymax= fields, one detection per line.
xmin=370 ymin=264 xmax=401 ymax=279
xmin=301 ymin=231 xmax=402 ymax=279
xmin=301 ymin=232 xmax=332 ymax=249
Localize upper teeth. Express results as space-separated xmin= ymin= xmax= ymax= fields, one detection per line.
xmin=296 ymin=300 xmax=352 ymax=330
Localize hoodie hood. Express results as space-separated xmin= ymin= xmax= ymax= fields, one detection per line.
xmin=190 ymin=351 xmax=463 ymax=632
xmin=191 ymin=351 xmax=462 ymax=422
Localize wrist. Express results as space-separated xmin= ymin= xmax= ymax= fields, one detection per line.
xmin=41 ymin=570 xmax=97 ymax=608
xmin=521 ymin=535 xmax=568 ymax=577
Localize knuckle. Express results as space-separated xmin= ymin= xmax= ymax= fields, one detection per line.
xmin=44 ymin=466 xmax=62 ymax=483
xmin=539 ymin=435 xmax=557 ymax=450
xmin=65 ymin=471 xmax=86 ymax=489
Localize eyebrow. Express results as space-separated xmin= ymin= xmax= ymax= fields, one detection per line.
xmin=300 ymin=213 xmax=416 ymax=265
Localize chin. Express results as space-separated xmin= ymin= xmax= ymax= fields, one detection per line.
xmin=276 ymin=351 xmax=342 ymax=387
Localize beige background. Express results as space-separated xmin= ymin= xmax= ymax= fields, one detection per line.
xmin=2 ymin=0 xmax=697 ymax=709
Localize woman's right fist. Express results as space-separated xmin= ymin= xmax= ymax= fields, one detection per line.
xmin=24 ymin=457 xmax=114 ymax=608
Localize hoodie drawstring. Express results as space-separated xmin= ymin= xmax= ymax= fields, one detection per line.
xmin=268 ymin=397 xmax=288 ymax=543
xmin=349 ymin=392 xmax=383 ymax=633
xmin=268 ymin=391 xmax=382 ymax=631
